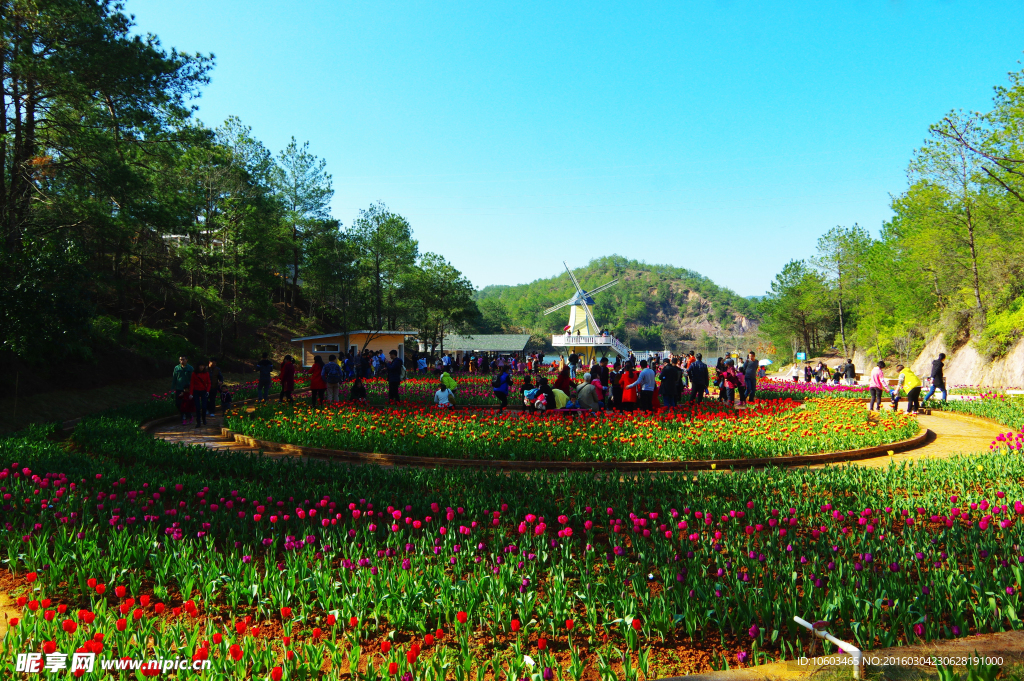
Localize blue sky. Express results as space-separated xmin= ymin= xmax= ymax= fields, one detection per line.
xmin=129 ymin=0 xmax=1024 ymax=296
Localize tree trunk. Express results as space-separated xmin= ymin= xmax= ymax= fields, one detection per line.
xmin=291 ymin=224 xmax=299 ymax=310
xmin=0 ymin=7 xmax=8 ymax=241
xmin=965 ymin=207 xmax=983 ymax=311
xmin=837 ymin=288 xmax=847 ymax=356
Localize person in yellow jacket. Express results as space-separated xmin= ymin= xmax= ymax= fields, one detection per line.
xmin=551 ymin=388 xmax=570 ymax=410
xmin=440 ymin=370 xmax=457 ymax=394
xmin=890 ymin=364 xmax=923 ymax=414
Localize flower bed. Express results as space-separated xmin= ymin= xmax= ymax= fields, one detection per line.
xmin=753 ymin=379 xmax=869 ymax=399
xmin=359 ymin=377 xmax=497 ymax=405
xmin=927 ymin=393 xmax=1024 ymax=430
xmin=223 ymin=399 xmax=918 ymax=463
xmin=0 ymin=412 xmax=1022 ymax=678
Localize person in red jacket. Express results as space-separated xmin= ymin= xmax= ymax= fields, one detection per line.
xmin=620 ymin=364 xmax=639 ymax=412
xmin=189 ymin=362 xmax=212 ymax=428
xmin=279 ymin=356 xmax=296 ymax=404
xmin=309 ymin=355 xmax=326 ymax=406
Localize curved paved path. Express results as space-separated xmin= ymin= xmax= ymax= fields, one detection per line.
xmin=148 ymin=407 xmax=1004 ymax=469
xmin=812 ymin=408 xmax=1005 ymax=469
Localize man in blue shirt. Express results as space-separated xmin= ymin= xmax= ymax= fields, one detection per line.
xmin=627 ymin=359 xmax=657 ymax=412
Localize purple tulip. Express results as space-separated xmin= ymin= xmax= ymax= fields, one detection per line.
xmin=749 ymin=624 xmax=760 ymax=638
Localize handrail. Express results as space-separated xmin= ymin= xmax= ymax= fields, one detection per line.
xmin=793 ymin=616 xmax=862 ymax=679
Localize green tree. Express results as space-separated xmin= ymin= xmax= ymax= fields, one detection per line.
xmin=0 ymin=0 xmax=211 ymax=358
xmin=811 ymin=224 xmax=872 ymax=355
xmin=408 ymin=253 xmax=475 ymax=356
xmin=274 ymin=138 xmax=333 ymax=310
xmin=349 ymin=203 xmax=418 ymax=351
xmin=759 ymin=260 xmax=831 ymax=357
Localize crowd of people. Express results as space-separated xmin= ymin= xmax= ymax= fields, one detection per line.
xmin=789 ymin=358 xmax=858 ymax=385
xmin=171 ymin=345 xmax=952 ymax=425
xmin=510 ymin=350 xmax=764 ymax=415
xmin=171 ymin=356 xmax=232 ymax=427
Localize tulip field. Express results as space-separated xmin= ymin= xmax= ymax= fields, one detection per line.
xmin=1 ymin=388 xmax=1021 ymax=680
xmin=927 ymin=393 xmax=1024 ymax=430
xmin=223 ymin=398 xmax=918 ymax=462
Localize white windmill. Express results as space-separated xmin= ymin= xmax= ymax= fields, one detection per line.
xmin=544 ymin=262 xmax=630 ymax=360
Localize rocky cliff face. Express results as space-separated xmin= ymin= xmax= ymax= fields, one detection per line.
xmin=910 ymin=335 xmax=1024 ymax=387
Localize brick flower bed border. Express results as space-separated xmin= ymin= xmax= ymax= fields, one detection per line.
xmin=208 ymin=423 xmax=930 ymax=472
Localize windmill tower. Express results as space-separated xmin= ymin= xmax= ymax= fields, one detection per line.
xmin=544 ymin=262 xmax=629 ymax=361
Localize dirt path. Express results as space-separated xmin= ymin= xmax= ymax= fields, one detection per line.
xmin=838 ymin=409 xmax=1003 ymax=469
xmin=151 ymin=413 xmax=263 ymax=456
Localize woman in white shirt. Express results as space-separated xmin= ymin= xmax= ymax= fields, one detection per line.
xmin=434 ymin=382 xmax=455 ymax=408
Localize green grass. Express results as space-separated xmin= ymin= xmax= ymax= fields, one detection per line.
xmin=0 ymin=372 xmax=254 ymax=434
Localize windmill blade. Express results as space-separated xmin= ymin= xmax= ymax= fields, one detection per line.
xmin=580 ymin=300 xmax=600 ymax=335
xmin=543 ymin=297 xmax=576 ymax=315
xmin=585 ymin=279 xmax=619 ymax=297
xmin=564 ymin=261 xmax=584 ymax=296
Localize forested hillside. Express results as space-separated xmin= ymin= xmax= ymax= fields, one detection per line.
xmin=760 ymin=66 xmax=1024 ymax=365
xmin=0 ymin=0 xmax=476 ymax=394
xmin=473 ymin=256 xmax=760 ymax=350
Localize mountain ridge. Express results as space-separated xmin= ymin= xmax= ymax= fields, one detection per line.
xmin=472 ymin=255 xmax=760 ymax=351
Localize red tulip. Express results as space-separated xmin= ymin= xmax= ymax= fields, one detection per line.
xmin=349 ymin=616 xmax=358 ymax=627
xmin=116 ymin=618 xmax=127 ymax=631
xmin=42 ymin=640 xmax=56 ymax=655
xmin=281 ymin=607 xmax=292 ymax=619
xmin=538 ymin=638 xmax=547 ymax=650
xmin=229 ymin=644 xmax=243 ymax=661
xmin=565 ymin=619 xmax=575 ymax=631
xmin=456 ymin=611 xmax=467 ymax=624
xmin=424 ymin=634 xmax=434 ymax=646
xmin=95 ymin=584 xmax=106 ymax=595
xmin=114 ymin=585 xmax=126 ymax=598
xmin=511 ymin=619 xmax=521 ymax=632
xmin=388 ymin=662 xmax=398 ymax=675
xmin=271 ymin=667 xmax=283 ymax=681
xmin=631 ymin=618 xmax=642 ymax=631
xmin=381 ymin=641 xmax=391 ymax=654
xmin=26 ymin=571 xmax=37 ymax=583
xmin=62 ymin=619 xmax=77 ymax=634
xmin=213 ymin=633 xmax=223 ymax=645
xmin=235 ymin=621 xmax=247 ymax=635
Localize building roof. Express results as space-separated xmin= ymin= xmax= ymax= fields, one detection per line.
xmin=291 ymin=330 xmax=419 ymax=342
xmin=438 ymin=334 xmax=531 ymax=352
